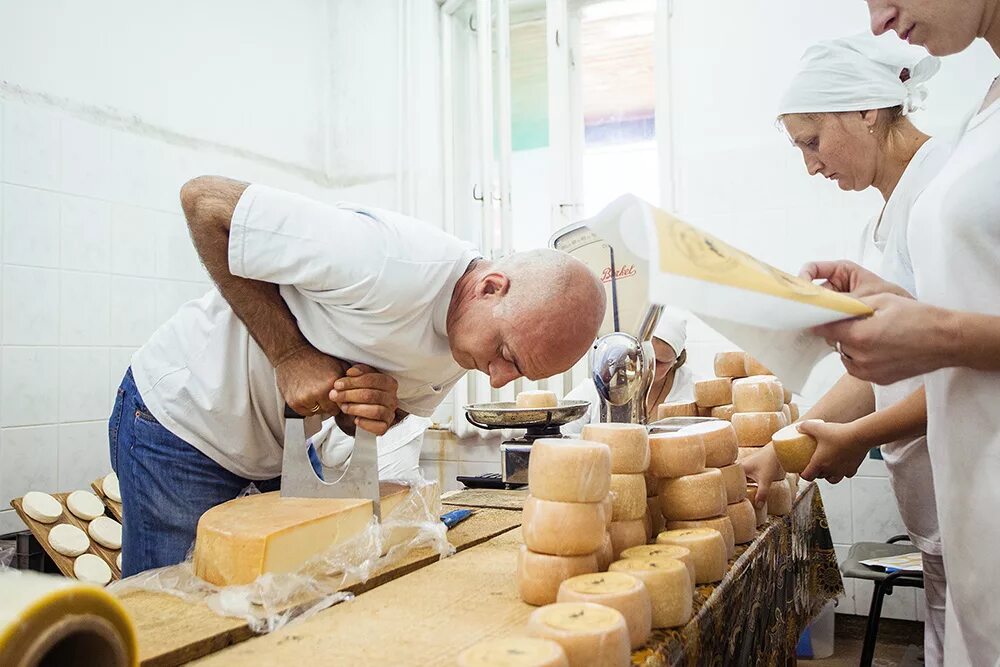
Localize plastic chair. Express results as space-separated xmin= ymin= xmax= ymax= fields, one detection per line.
xmin=839 ymin=535 xmax=924 ymax=667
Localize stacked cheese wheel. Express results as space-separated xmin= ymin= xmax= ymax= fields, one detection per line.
xmin=519 ymin=439 xmax=611 ymax=605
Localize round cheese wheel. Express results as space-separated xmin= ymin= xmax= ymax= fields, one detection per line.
xmin=710 ymin=404 xmax=736 ymax=421
xmin=526 ymin=602 xmax=631 ymax=667
xmin=732 ymin=376 xmax=784 ymax=413
xmin=658 ymin=469 xmax=726 ymax=521
xmin=73 ymin=553 xmax=112 ymax=586
xmin=731 ymin=411 xmax=788 ymax=447
xmin=608 ymin=520 xmax=646 ymax=559
xmin=608 ymin=474 xmax=646 ymax=521
xmin=103 ymin=471 xmax=122 ymax=503
xmin=742 ymin=356 xmax=772 ymax=376
xmin=581 ymin=423 xmax=649 ymax=474
xmin=655 ymin=528 xmax=727 ymax=584
xmin=697 ymin=405 xmax=713 ymax=418
xmin=596 ymin=532 xmax=614 ymax=571
xmin=719 ymin=463 xmax=747 ymax=503
xmin=66 ymin=490 xmax=105 ymax=521
xmin=599 ymin=494 xmax=614 ymax=528
xmin=117 ymin=552 xmax=123 ymax=571
xmin=21 ymin=491 xmax=63 ymax=524
xmin=783 ymin=385 xmax=792 ymax=404
xmin=789 ymin=403 xmax=800 ymax=422
xmin=656 ymin=401 xmax=698 ymax=420
xmin=517 ymin=390 xmax=558 ymax=409
xmin=666 ymin=515 xmax=735 ymax=559
xmin=88 ymin=516 xmax=123 ymax=550
xmin=725 ymin=499 xmax=757 ymax=544
xmin=608 ymin=557 xmax=692 ymax=628
xmin=517 ymin=546 xmax=599 ymax=606
xmin=457 ymin=637 xmax=569 ymax=667
xmin=766 ymin=480 xmax=793 ymax=516
xmin=528 ymin=439 xmax=611 ymax=503
xmin=642 ymin=505 xmax=652 ymax=540
xmin=679 ymin=421 xmax=738 ymax=467
xmin=523 ymin=496 xmax=606 ymax=556
xmin=557 ymin=571 xmax=652 ymax=649
xmin=694 ymin=378 xmax=733 ymax=408
xmin=714 ymin=351 xmax=748 ymax=378
xmin=772 ymin=422 xmax=820 ymax=474
xmin=648 ymin=431 xmax=705 ymax=478
xmin=619 ymin=544 xmax=695 ymax=588
xmin=49 ymin=523 xmax=90 ymax=557
xmin=646 ymin=497 xmax=664 ymax=538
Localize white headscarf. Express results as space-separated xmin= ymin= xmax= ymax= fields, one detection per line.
xmin=777 ymin=32 xmax=940 ymax=117
xmin=653 ymin=310 xmax=687 ymax=356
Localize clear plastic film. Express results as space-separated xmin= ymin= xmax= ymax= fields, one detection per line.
xmin=110 ymin=478 xmax=453 ymax=634
xmin=0 ymin=540 xmax=14 ymax=570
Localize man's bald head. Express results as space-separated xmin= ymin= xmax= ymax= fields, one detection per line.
xmin=447 ymin=249 xmax=606 ymax=388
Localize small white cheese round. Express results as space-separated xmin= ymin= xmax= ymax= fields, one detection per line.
xmin=49 ymin=523 xmax=91 ymax=557
xmin=74 ymin=553 xmax=112 ymax=586
xmin=22 ymin=491 xmax=63 ymax=523
xmin=117 ymin=552 xmax=123 ymax=571
xmin=88 ymin=516 xmax=123 ymax=550
xmin=66 ymin=490 xmax=105 ymax=521
xmin=103 ymin=472 xmax=122 ymax=503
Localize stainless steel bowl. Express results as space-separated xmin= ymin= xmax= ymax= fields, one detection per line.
xmin=463 ymin=400 xmax=590 ymax=430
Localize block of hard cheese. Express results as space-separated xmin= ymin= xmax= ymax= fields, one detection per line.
xmin=731 ymin=411 xmax=788 ymax=447
xmin=581 ymin=423 xmax=649 ymax=474
xmin=725 ymin=499 xmax=757 ymax=544
xmin=527 ymin=602 xmax=631 ymax=667
xmin=194 ymin=483 xmax=414 ymax=586
xmin=732 ymin=376 xmax=784 ymax=413
xmin=608 ymin=474 xmax=647 ymax=521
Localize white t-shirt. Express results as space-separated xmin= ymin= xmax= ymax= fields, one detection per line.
xmin=855 ymin=138 xmax=952 ymax=556
xmin=908 ymin=90 xmax=1000 ymax=665
xmin=131 ymin=184 xmax=479 ymax=479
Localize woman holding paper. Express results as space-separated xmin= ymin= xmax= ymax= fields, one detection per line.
xmin=742 ymin=32 xmax=949 ymax=663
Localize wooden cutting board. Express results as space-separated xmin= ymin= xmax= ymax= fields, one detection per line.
xmin=92 ymin=476 xmax=124 ymax=522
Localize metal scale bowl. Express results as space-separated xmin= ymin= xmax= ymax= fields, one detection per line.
xmin=462 ymin=400 xmax=589 ymax=486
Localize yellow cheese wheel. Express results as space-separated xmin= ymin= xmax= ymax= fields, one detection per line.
xmin=694 ymin=378 xmax=733 ymax=408
xmin=599 ymin=494 xmax=614 ymax=528
xmin=581 ymin=423 xmax=649 ymax=474
xmin=656 ymin=401 xmax=698 ymax=420
xmin=714 ymin=351 xmax=748 ymax=378
xmin=596 ymin=532 xmax=614 ymax=571
xmin=528 ymin=439 xmax=611 ymax=503
xmin=619 ymin=544 xmax=696 ymax=586
xmin=742 ymin=356 xmax=772 ymax=376
xmin=648 ymin=431 xmax=705 ymax=478
xmin=679 ymin=421 xmax=738 ymax=467
xmin=719 ymin=463 xmax=747 ymax=503
xmin=608 ymin=557 xmax=692 ymax=628
xmin=655 ymin=527 xmax=727 ymax=584
xmin=522 ymin=496 xmax=606 ymax=556
xmin=666 ymin=515 xmax=735 ymax=559
xmin=457 ymin=637 xmax=569 ymax=667
xmin=725 ymin=499 xmax=757 ymax=544
xmin=527 ymin=602 xmax=631 ymax=667
xmin=697 ymin=405 xmax=713 ymax=418
xmin=731 ymin=411 xmax=788 ymax=447
xmin=557 ymin=571 xmax=652 ymax=649
xmin=658 ymin=469 xmax=726 ymax=521
xmin=608 ymin=520 xmax=647 ymax=559
xmin=783 ymin=385 xmax=792 ymax=404
xmin=746 ymin=484 xmax=768 ymax=527
xmin=646 ymin=496 xmax=664 ymax=538
xmin=766 ymin=480 xmax=793 ymax=516
xmin=771 ymin=422 xmax=820 ymax=474
xmin=731 ymin=376 xmax=784 ymax=413
xmin=788 ymin=403 xmax=800 ymax=422
xmin=710 ymin=404 xmax=736 ymax=421
xmin=517 ymin=546 xmax=599 ymax=606
xmin=608 ymin=474 xmax=647 ymax=521
xmin=517 ymin=390 xmax=558 ymax=408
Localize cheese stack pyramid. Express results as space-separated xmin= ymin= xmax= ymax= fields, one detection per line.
xmin=581 ymin=424 xmax=651 ymax=561
xmin=518 ymin=438 xmax=611 ymax=605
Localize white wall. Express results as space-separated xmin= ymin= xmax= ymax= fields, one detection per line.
xmin=0 ymin=0 xmax=445 ymax=535
xmin=666 ymin=1 xmax=999 ymax=620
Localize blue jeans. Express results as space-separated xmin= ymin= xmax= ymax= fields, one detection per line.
xmin=109 ymin=369 xmax=279 ymax=576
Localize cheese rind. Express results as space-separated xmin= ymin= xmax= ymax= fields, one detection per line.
xmin=783 ymin=386 xmax=793 ymax=404
xmin=646 ymin=496 xmax=664 ymax=538
xmin=714 ymin=351 xmax=748 ymax=378
xmin=522 ymin=496 xmax=606 ymax=556
xmin=658 ymin=469 xmax=726 ymax=521
xmin=619 ymin=544 xmax=696 ymax=588
xmin=656 ymin=401 xmax=698 ymax=420
xmin=788 ymin=403 xmax=800 ymax=422
xmin=694 ymin=378 xmax=733 ymax=408
xmin=725 ymin=499 xmax=757 ymax=544
xmin=655 ymin=528 xmax=727 ymax=584
xmin=557 ymin=572 xmax=653 ymax=649
xmin=582 ymin=423 xmax=650 ymax=474
xmin=766 ymin=480 xmax=793 ymax=516
xmin=527 ymin=602 xmax=631 ymax=667
xmin=666 ymin=515 xmax=735 ymax=559
xmin=731 ymin=411 xmax=788 ymax=447
xmin=719 ymin=463 xmax=747 ymax=503
xmin=710 ymin=404 xmax=736 ymax=421
xmin=608 ymin=519 xmax=647 ymax=559
xmin=608 ymin=557 xmax=693 ymax=628
xmin=608 ymin=474 xmax=647 ymax=521
xmin=21 ymin=491 xmax=63 ymax=524
xmin=528 ymin=439 xmax=611 ymax=503
xmin=737 ymin=447 xmax=762 ymax=462
xmin=517 ymin=546 xmax=599 ymax=606
xmin=743 ymin=356 xmax=772 ymax=376
xmin=517 ymin=390 xmax=558 ymax=409
xmin=599 ymin=494 xmax=614 ymax=528
xmin=457 ymin=637 xmax=569 ymax=667
xmin=771 ymin=422 xmax=820 ymax=474
xmin=679 ymin=421 xmax=738 ymax=467
xmin=596 ymin=532 xmax=614 ymax=571
xmin=731 ymin=376 xmax=784 ymax=413
xmin=648 ymin=431 xmax=705 ymax=478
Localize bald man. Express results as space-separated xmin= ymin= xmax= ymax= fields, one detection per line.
xmin=110 ymin=176 xmax=605 ymax=575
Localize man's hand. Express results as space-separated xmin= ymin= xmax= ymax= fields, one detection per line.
xmin=276 ymin=345 xmax=346 ymax=416
xmin=799 ymin=260 xmax=912 ymax=299
xmin=330 ymin=364 xmax=400 ymax=436
xmin=741 ymin=444 xmax=786 ymax=508
xmin=798 ymin=420 xmax=870 ymax=483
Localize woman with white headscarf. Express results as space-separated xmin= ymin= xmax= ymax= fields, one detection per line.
xmin=742 ymin=32 xmax=949 ymax=665
xmin=562 ymin=311 xmax=699 ymax=435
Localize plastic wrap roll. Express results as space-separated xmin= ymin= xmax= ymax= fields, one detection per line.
xmin=0 ymin=571 xmax=137 ymax=667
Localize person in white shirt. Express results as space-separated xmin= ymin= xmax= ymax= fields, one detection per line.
xmin=802 ymin=2 xmax=1000 ymax=662
xmin=562 ymin=311 xmax=699 ymax=435
xmin=110 ymin=176 xmax=606 ymax=576
xmin=743 ymin=33 xmax=950 ymax=664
